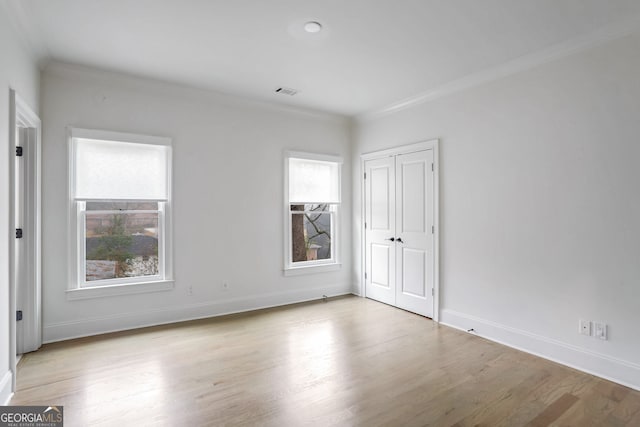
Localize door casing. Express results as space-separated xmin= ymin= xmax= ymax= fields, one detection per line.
xmin=9 ymin=89 xmax=42 ymax=392
xmin=360 ymin=139 xmax=440 ymax=321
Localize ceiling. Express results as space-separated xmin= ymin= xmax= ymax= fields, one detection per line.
xmin=9 ymin=0 xmax=640 ymax=116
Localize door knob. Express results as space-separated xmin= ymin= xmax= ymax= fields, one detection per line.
xmin=385 ymin=237 xmax=395 ymax=241
xmin=396 ymin=238 xmax=404 ymax=243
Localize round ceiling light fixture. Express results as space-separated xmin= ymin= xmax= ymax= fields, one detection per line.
xmin=303 ymin=21 xmax=323 ymax=33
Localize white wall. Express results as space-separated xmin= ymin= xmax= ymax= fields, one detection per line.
xmin=0 ymin=7 xmax=40 ymax=404
xmin=353 ymin=32 xmax=640 ymax=389
xmin=41 ymin=63 xmax=352 ymax=342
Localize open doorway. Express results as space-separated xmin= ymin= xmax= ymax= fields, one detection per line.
xmin=9 ymin=89 xmax=42 ymax=392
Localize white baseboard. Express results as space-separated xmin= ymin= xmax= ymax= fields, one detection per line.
xmin=1 ymin=370 xmax=13 ymax=406
xmin=440 ymin=309 xmax=640 ymax=391
xmin=44 ymin=283 xmax=352 ymax=343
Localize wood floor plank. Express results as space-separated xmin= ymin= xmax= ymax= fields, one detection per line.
xmin=604 ymin=391 xmax=640 ymax=426
xmin=10 ymin=296 xmax=640 ymax=426
xmin=527 ymin=393 xmax=579 ymax=426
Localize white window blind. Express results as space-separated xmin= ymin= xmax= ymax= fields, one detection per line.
xmin=288 ymin=157 xmax=340 ymax=204
xmin=74 ymin=138 xmax=170 ymax=200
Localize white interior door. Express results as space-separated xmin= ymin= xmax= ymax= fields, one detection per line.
xmin=364 ymin=147 xmax=436 ymax=318
xmin=364 ymin=157 xmax=396 ymax=306
xmin=395 ymin=150 xmax=434 ymax=317
xmin=9 ymin=90 xmax=42 ymax=394
xmin=15 ymin=128 xmax=26 ymax=354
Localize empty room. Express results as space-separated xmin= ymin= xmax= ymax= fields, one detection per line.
xmin=2 ymin=0 xmax=640 ymax=425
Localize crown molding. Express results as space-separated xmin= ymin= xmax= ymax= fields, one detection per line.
xmin=358 ymin=16 xmax=640 ymax=122
xmin=44 ymin=61 xmax=350 ymax=125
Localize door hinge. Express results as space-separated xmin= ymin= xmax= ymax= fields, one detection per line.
xmin=364 ymin=222 xmax=367 ymax=229
xmin=431 ymin=288 xmax=434 ymax=296
xmin=431 ymin=163 xmax=434 ymax=172
xmin=432 ymin=225 xmax=434 ymax=234
xmin=16 ymin=146 xmax=23 ymax=157
xmin=364 ymin=172 xmax=367 ymax=179
xmin=16 ymin=228 xmax=23 ymax=239
xmin=16 ymin=310 xmax=23 ymax=321
xmin=364 ymin=272 xmax=367 ymax=280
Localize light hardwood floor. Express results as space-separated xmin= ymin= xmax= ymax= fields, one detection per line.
xmin=11 ymin=296 xmax=640 ymax=426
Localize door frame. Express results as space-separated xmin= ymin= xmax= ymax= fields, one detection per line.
xmin=9 ymin=89 xmax=42 ymax=392
xmin=360 ymin=139 xmax=440 ymax=321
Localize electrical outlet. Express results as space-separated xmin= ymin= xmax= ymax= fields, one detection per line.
xmin=579 ymin=319 xmax=591 ymax=336
xmin=594 ymin=322 xmax=608 ymax=340
xmin=187 ymin=286 xmax=193 ymax=296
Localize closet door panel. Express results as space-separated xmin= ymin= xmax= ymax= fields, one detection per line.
xmin=364 ymin=157 xmax=396 ymax=306
xmin=395 ymin=150 xmax=434 ymax=317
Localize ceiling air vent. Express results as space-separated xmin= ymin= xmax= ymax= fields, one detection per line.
xmin=275 ymin=87 xmax=299 ymax=96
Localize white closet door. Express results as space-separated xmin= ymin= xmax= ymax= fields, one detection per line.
xmin=15 ymin=128 xmax=26 ymax=354
xmin=364 ymin=157 xmax=396 ymax=307
xmin=395 ymin=150 xmax=434 ymax=317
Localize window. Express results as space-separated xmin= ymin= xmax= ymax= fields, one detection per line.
xmin=284 ymin=152 xmax=342 ymax=273
xmin=68 ymin=128 xmax=172 ymax=296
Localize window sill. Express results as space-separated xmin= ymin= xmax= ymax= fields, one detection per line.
xmin=66 ymin=279 xmax=174 ymax=301
xmin=283 ymin=263 xmax=342 ymax=276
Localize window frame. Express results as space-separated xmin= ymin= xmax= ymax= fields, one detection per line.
xmin=67 ymin=127 xmax=174 ymax=300
xmin=283 ymin=151 xmax=342 ymax=275
xmin=288 ymin=203 xmax=337 ymax=267
xmin=78 ymin=202 xmax=165 ymax=287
